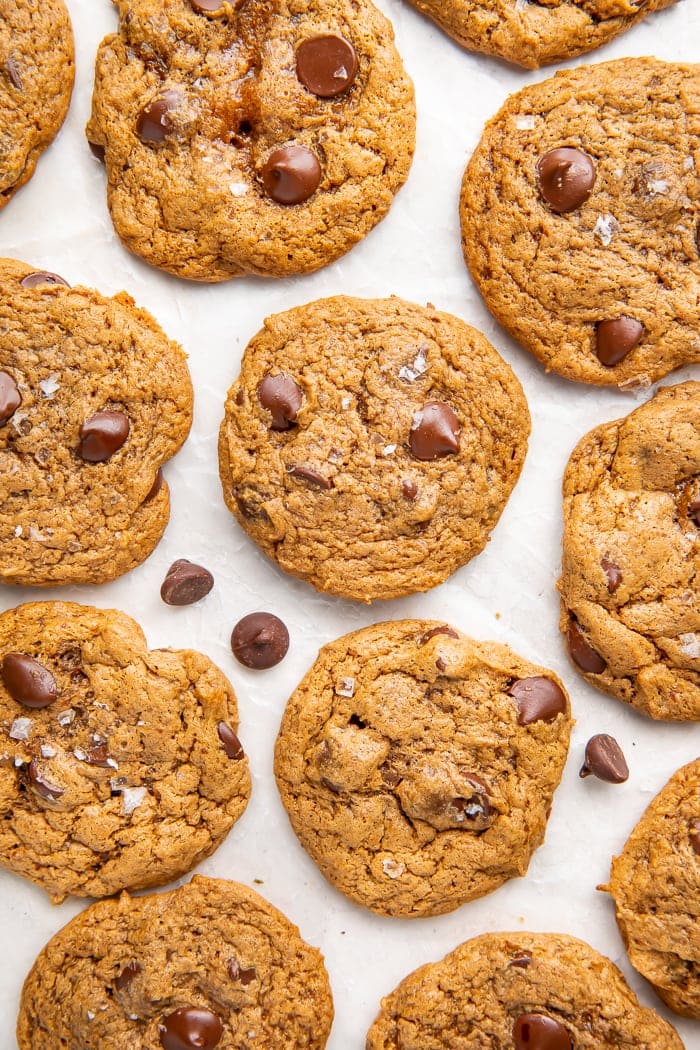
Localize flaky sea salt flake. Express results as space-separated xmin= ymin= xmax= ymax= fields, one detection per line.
xmin=121 ymin=786 xmax=148 ymax=815
xmin=593 ymin=214 xmax=619 ymax=247
xmin=57 ymin=708 xmax=76 ymax=726
xmin=515 ymin=115 xmax=536 ymax=130
xmin=39 ymin=373 xmax=60 ymax=398
xmin=9 ymin=717 xmax=33 ymax=741
xmin=679 ymin=633 xmax=700 ymax=659
xmin=382 ymin=858 xmax=405 ymax=879
xmin=336 ymin=677 xmax=356 ymax=698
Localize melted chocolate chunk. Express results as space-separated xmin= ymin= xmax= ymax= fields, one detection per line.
xmin=409 ymin=401 xmax=460 ymax=460
xmin=114 ymin=961 xmax=142 ymax=991
xmin=2 ymin=654 xmax=58 ymax=709
xmin=537 ymin=148 xmax=596 ymax=213
xmin=508 ymin=676 xmax=567 ymax=725
xmin=296 ymin=35 xmax=358 ymax=98
xmin=257 ymin=374 xmax=302 ymax=430
xmin=567 ymin=620 xmax=607 ymax=674
xmin=217 ymin=721 xmax=245 ymax=760
xmin=287 ymin=464 xmax=333 ymax=489
xmin=0 ymin=371 xmax=21 ymax=424
xmin=595 ymin=317 xmax=644 ymax=367
xmin=513 ymin=1014 xmax=572 ymax=1050
xmin=600 ymin=555 xmax=622 ymax=593
xmin=20 ymin=270 xmax=69 ymax=289
xmin=261 ymin=145 xmax=321 ymax=205
xmin=159 ymin=1007 xmax=223 ymax=1050
xmin=27 ymin=759 xmax=64 ymax=801
xmin=137 ymin=90 xmax=181 ymax=143
xmin=77 ymin=411 xmax=130 ymax=462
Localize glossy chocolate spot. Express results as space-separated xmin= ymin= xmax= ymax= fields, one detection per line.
xmin=217 ymin=721 xmax=245 ymax=760
xmin=28 ymin=759 xmax=64 ymax=801
xmin=579 ymin=733 xmax=629 ymax=783
xmin=595 ymin=317 xmax=644 ymax=367
xmin=287 ymin=464 xmax=333 ymax=489
xmin=2 ymin=654 xmax=58 ymax=708
xmin=160 ymin=560 xmax=214 ymax=606
xmin=89 ymin=141 xmax=106 ymax=162
xmin=508 ymin=676 xmax=567 ymax=725
xmin=114 ymin=960 xmax=142 ymax=991
xmin=419 ymin=625 xmax=459 ymax=645
xmin=567 ymin=620 xmax=607 ymax=674
xmin=159 ymin=1006 xmax=223 ymax=1050
xmin=87 ymin=743 xmax=113 ymax=768
xmin=537 ymin=147 xmax=596 ymax=213
xmin=690 ymin=819 xmax=700 ymax=856
xmin=20 ymin=270 xmax=69 ymax=289
xmin=262 ymin=145 xmax=321 ymax=205
xmin=228 ymin=959 xmax=256 ymax=984
xmin=508 ymin=950 xmax=533 ymax=969
xmin=409 ymin=401 xmax=460 ymax=460
xmin=0 ymin=371 xmax=21 ymax=424
xmin=5 ymin=53 xmax=22 ymax=91
xmin=257 ymin=374 xmax=302 ymax=430
xmin=447 ymin=775 xmax=492 ymax=830
xmin=600 ymin=555 xmax=622 ymax=593
xmin=144 ymin=468 xmax=164 ymax=503
xmin=231 ymin=612 xmax=289 ymax=669
xmin=78 ymin=411 xmax=130 ymax=462
xmin=190 ymin=0 xmax=224 ymax=11
xmin=513 ymin=1014 xmax=572 ymax=1050
xmin=137 ymin=90 xmax=180 ymax=143
xmin=689 ymin=499 xmax=700 ymax=527
xmin=296 ymin=35 xmax=358 ymax=98
xmin=402 ymin=479 xmax=418 ymax=501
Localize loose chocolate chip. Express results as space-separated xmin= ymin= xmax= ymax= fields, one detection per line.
xmin=159 ymin=1007 xmax=223 ymax=1050
xmin=689 ymin=500 xmax=700 ymax=527
xmin=231 ymin=612 xmax=289 ymax=669
xmin=257 ymin=374 xmax=302 ymax=430
xmin=513 ymin=1014 xmax=572 ymax=1050
xmin=2 ymin=654 xmax=58 ymax=709
xmin=228 ymin=959 xmax=256 ymax=984
xmin=508 ymin=676 xmax=567 ymax=726
xmin=261 ymin=145 xmax=321 ymax=205
xmin=27 ymin=759 xmax=64 ymax=801
xmin=537 ymin=147 xmax=596 ymax=213
xmin=89 ymin=141 xmax=106 ymax=162
xmin=5 ymin=54 xmax=22 ymax=90
xmin=579 ymin=734 xmax=629 ymax=783
xmin=595 ymin=317 xmax=644 ymax=367
xmin=144 ymin=468 xmax=164 ymax=503
xmin=160 ymin=560 xmax=214 ymax=606
xmin=690 ymin=820 xmax=700 ymax=855
xmin=287 ymin=464 xmax=333 ymax=489
xmin=401 ymin=479 xmax=418 ymax=501
xmin=190 ymin=0 xmax=224 ymax=11
xmin=0 ymin=371 xmax=21 ymax=424
xmin=137 ymin=90 xmax=180 ymax=143
xmin=507 ymin=950 xmax=533 ymax=969
xmin=409 ymin=401 xmax=460 ymax=460
xmin=419 ymin=625 xmax=459 ymax=645
xmin=296 ymin=35 xmax=358 ymax=98
xmin=567 ymin=620 xmax=607 ymax=674
xmin=600 ymin=555 xmax=622 ymax=593
xmin=217 ymin=721 xmax=245 ymax=760
xmin=78 ymin=411 xmax=130 ymax=462
xmin=20 ymin=271 xmax=69 ymax=289
xmin=114 ymin=961 xmax=142 ymax=991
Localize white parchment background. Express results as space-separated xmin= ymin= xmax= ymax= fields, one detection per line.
xmin=0 ymin=0 xmax=699 ymax=1046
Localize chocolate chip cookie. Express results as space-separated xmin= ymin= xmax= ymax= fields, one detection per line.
xmin=274 ymin=620 xmax=571 ymax=918
xmin=0 ymin=0 xmax=74 ymax=208
xmin=366 ymin=931 xmax=685 ymax=1048
xmin=608 ymin=759 xmax=700 ymax=1019
xmin=0 ymin=602 xmax=251 ymax=902
xmin=17 ymin=875 xmax=333 ymax=1049
xmin=461 ymin=58 xmax=700 ymax=386
xmin=0 ymin=258 xmax=193 ymax=586
xmin=558 ymin=382 xmax=700 ymax=721
xmin=406 ymin=0 xmax=676 ymax=69
xmin=218 ymin=296 xmax=529 ymax=602
xmin=86 ymin=0 xmax=415 ymax=281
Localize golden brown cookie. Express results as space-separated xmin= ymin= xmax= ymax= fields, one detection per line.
xmin=558 ymin=383 xmax=700 ymax=721
xmin=461 ymin=58 xmax=700 ymax=386
xmin=218 ymin=296 xmax=530 ymax=602
xmin=406 ymin=0 xmax=676 ymax=69
xmin=0 ymin=602 xmax=251 ymax=902
xmin=274 ymin=620 xmax=571 ymax=918
xmin=0 ymin=258 xmax=193 ymax=586
xmin=17 ymin=876 xmax=333 ymax=1049
xmin=608 ymin=759 xmax=700 ymax=1019
xmin=0 ymin=0 xmax=74 ymax=208
xmin=87 ymin=0 xmax=415 ymax=281
xmin=366 ymin=931 xmax=685 ymax=1048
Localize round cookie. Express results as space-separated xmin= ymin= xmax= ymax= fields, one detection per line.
xmin=461 ymin=58 xmax=700 ymax=386
xmin=274 ymin=620 xmax=571 ymax=918
xmin=558 ymin=382 xmax=700 ymax=721
xmin=366 ymin=931 xmax=685 ymax=1048
xmin=0 ymin=258 xmax=193 ymax=586
xmin=17 ymin=875 xmax=333 ymax=1049
xmin=86 ymin=0 xmax=415 ymax=281
xmin=218 ymin=296 xmax=530 ymax=602
xmin=406 ymin=0 xmax=676 ymax=70
xmin=0 ymin=602 xmax=251 ymax=902
xmin=608 ymin=759 xmax=700 ymax=1019
xmin=0 ymin=0 xmax=74 ymax=208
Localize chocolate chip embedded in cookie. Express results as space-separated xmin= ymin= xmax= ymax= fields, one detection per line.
xmin=0 ymin=602 xmax=250 ymax=902
xmin=218 ymin=296 xmax=529 ymax=602
xmin=0 ymin=257 xmax=193 ymax=586
xmin=0 ymin=0 xmax=74 ymax=207
xmin=17 ymin=876 xmax=333 ymax=1050
xmin=608 ymin=759 xmax=700 ymax=1018
xmin=86 ymin=0 xmax=415 ymax=281
xmin=461 ymin=58 xmax=700 ymax=386
xmin=366 ymin=932 xmax=684 ymax=1048
xmin=274 ymin=620 xmax=570 ymax=917
xmin=558 ymin=382 xmax=700 ymax=720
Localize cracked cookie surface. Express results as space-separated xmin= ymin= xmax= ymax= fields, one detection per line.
xmin=218 ymin=296 xmax=530 ymax=602
xmin=406 ymin=0 xmax=675 ymax=69
xmin=608 ymin=759 xmax=700 ymax=1019
xmin=0 ymin=0 xmax=74 ymax=208
xmin=461 ymin=58 xmax=700 ymax=386
xmin=558 ymin=382 xmax=700 ymax=720
xmin=0 ymin=602 xmax=251 ymax=902
xmin=0 ymin=257 xmax=193 ymax=586
xmin=17 ymin=876 xmax=333 ymax=1049
xmin=365 ymin=931 xmax=684 ymax=1048
xmin=87 ymin=0 xmax=415 ymax=281
xmin=274 ymin=620 xmax=571 ymax=918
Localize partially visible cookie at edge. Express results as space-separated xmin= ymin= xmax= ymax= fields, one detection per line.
xmin=558 ymin=382 xmax=700 ymax=720
xmin=0 ymin=257 xmax=193 ymax=585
